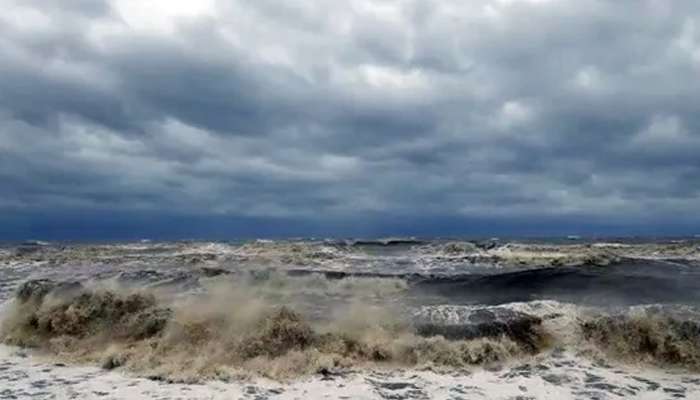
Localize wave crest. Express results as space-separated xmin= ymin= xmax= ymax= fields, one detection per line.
xmin=1 ymin=278 xmax=541 ymax=381
xmin=4 ymin=276 xmax=700 ymax=382
xmin=581 ymin=307 xmax=700 ymax=370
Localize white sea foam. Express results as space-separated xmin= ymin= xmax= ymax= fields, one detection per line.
xmin=1 ymin=344 xmax=698 ymax=400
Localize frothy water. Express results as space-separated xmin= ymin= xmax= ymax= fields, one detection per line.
xmin=1 ymin=239 xmax=700 ymax=399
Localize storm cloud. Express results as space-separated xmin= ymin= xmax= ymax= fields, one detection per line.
xmin=1 ymin=0 xmax=700 ymax=238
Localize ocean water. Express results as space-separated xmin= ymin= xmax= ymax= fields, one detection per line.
xmin=1 ymin=239 xmax=699 ymax=399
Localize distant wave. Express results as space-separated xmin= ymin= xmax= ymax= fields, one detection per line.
xmin=411 ymin=261 xmax=700 ymax=306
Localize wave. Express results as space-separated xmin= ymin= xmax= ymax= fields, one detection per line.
xmin=411 ymin=262 xmax=700 ymax=306
xmin=581 ymin=306 xmax=700 ymax=370
xmin=0 ymin=277 xmax=544 ymax=381
xmin=230 ymin=241 xmax=351 ymax=264
xmin=3 ymin=240 xmax=699 ymax=286
xmin=2 ymin=273 xmax=700 ymax=383
xmin=3 ymin=238 xmax=700 ymax=385
xmin=348 ymin=238 xmax=425 ymax=246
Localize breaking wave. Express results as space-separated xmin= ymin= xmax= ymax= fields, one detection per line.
xmin=2 ymin=272 xmax=700 ymax=383
xmin=581 ymin=306 xmax=700 ymax=370
xmin=2 ymin=239 xmax=700 ymax=384
xmin=0 ymin=278 xmax=540 ymax=381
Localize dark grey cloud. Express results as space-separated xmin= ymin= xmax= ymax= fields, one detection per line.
xmin=1 ymin=0 xmax=700 ymax=237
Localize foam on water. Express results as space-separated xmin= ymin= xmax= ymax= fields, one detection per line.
xmin=1 ymin=239 xmax=700 ymax=398
xmin=1 ymin=343 xmax=699 ymax=400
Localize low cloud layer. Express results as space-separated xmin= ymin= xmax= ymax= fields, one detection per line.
xmin=1 ymin=0 xmax=700 ymax=237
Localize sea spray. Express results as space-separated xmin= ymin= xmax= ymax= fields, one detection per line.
xmin=3 ymin=272 xmax=700 ymax=382
xmin=580 ymin=307 xmax=700 ymax=370
xmin=0 ymin=277 xmax=540 ymax=381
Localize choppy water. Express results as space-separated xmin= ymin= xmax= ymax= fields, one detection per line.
xmin=1 ymin=239 xmax=699 ymax=399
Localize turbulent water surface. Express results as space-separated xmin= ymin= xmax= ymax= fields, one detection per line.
xmin=1 ymin=238 xmax=700 ymax=399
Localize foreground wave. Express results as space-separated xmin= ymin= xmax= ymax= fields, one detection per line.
xmin=1 ymin=278 xmax=539 ymax=381
xmin=2 ymin=274 xmax=700 ymax=382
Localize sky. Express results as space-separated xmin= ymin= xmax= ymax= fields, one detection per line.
xmin=1 ymin=0 xmax=700 ymax=239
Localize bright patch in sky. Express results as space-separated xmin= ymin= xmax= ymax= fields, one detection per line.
xmin=113 ymin=0 xmax=216 ymax=33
